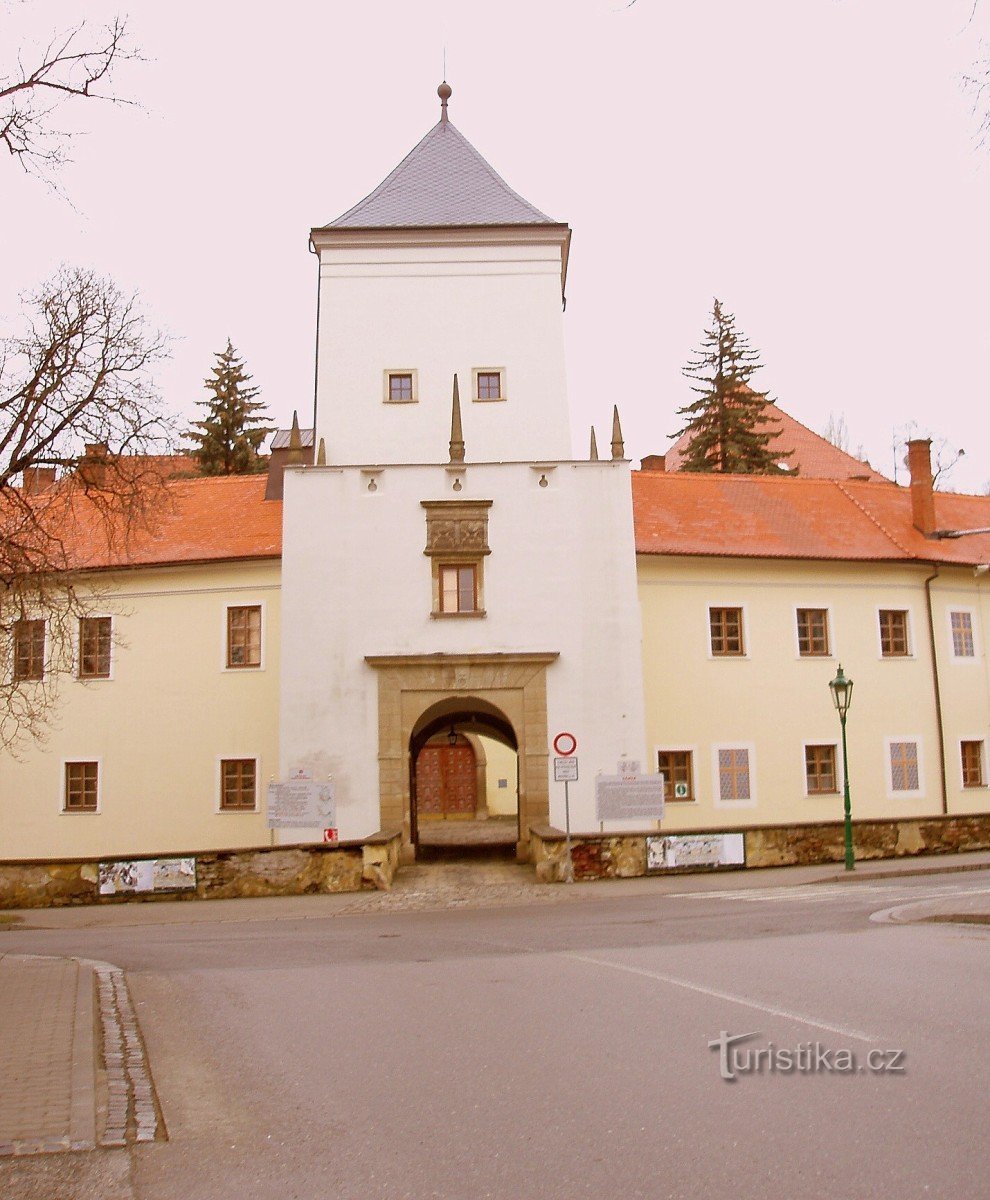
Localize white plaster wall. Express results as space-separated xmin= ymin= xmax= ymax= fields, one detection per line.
xmin=314 ymin=241 xmax=571 ymax=465
xmin=279 ymin=459 xmax=646 ymax=840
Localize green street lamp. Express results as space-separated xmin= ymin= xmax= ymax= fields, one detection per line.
xmin=828 ymin=664 xmax=855 ymax=871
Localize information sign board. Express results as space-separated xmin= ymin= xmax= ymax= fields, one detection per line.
xmin=267 ymin=780 xmax=336 ymax=829
xmin=595 ymin=774 xmax=665 ymax=822
xmin=554 ymin=756 xmax=579 ymax=782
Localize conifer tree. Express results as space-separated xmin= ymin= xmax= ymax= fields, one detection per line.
xmin=187 ymin=341 xmax=274 ymax=475
xmin=672 ymin=300 xmax=793 ymax=475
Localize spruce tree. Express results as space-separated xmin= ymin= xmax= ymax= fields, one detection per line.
xmin=187 ymin=341 xmax=274 ymax=475
xmin=672 ymin=300 xmax=793 ymax=475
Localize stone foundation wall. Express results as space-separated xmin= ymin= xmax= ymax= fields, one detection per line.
xmin=530 ymin=813 xmax=990 ymax=883
xmin=0 ymin=831 xmax=403 ymax=910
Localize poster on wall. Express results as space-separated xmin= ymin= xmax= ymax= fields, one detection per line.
xmin=99 ymin=857 xmax=196 ymax=895
xmin=267 ymin=779 xmax=336 ymax=829
xmin=646 ymin=833 xmax=745 ymax=872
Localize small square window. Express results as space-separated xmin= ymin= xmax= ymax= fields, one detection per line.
xmin=879 ymin=610 xmax=909 ymax=657
xmin=961 ymin=741 xmax=984 ymax=787
xmin=220 ymin=759 xmax=257 ymax=810
xmin=385 ymin=371 xmax=417 ymax=403
xmin=718 ymin=748 xmax=751 ymax=800
xmin=797 ymin=609 xmax=830 ymax=656
xmin=439 ymin=564 xmax=477 ymax=614
xmin=78 ymin=617 xmax=111 ymax=679
xmin=950 ymin=612 xmax=975 ymax=658
xmin=475 ymin=370 xmax=503 ymax=401
xmin=805 ymin=744 xmax=838 ymax=794
xmin=889 ymin=741 xmax=920 ymax=791
xmin=657 ymin=751 xmax=693 ymax=801
xmin=64 ymin=762 xmax=98 ymax=812
xmin=710 ymin=608 xmax=744 ymax=656
xmin=13 ymin=619 xmax=45 ymax=681
xmin=227 ymin=606 xmax=261 ymax=668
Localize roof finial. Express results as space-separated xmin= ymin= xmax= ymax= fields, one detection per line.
xmin=316 ymin=437 xmax=327 ymax=467
xmin=589 ymin=427 xmax=599 ymax=461
xmin=438 ymin=80 xmax=452 ymax=123
xmin=449 ymin=373 xmax=465 ymax=463
xmin=611 ymin=405 xmax=625 ymax=460
xmin=287 ymin=410 xmax=303 ymax=464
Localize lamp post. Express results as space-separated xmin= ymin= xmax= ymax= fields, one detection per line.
xmin=828 ymin=664 xmax=855 ymax=871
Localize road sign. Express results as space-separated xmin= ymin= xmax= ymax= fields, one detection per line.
xmin=554 ymin=756 xmax=579 ymax=782
xmin=553 ymin=731 xmax=577 ymax=756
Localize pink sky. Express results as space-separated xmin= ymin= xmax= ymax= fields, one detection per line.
xmin=4 ymin=0 xmax=990 ymax=490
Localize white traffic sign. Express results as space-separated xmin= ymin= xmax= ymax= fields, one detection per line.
xmin=554 ymin=756 xmax=579 ymax=782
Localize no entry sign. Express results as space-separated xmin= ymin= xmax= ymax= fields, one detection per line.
xmin=553 ymin=731 xmax=577 ymax=756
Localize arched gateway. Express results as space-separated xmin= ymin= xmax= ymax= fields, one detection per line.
xmin=365 ymin=653 xmax=557 ymax=862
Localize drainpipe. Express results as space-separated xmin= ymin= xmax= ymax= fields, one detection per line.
xmin=308 ymin=238 xmax=322 ymax=450
xmin=923 ymin=564 xmax=948 ymax=815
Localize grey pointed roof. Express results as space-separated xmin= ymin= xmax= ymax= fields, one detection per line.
xmin=325 ymin=118 xmax=554 ymax=229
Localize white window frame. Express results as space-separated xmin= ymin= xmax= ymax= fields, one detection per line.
xmin=215 ymin=755 xmax=262 ymax=814
xmin=884 ymin=736 xmax=924 ymax=799
xmin=947 ymin=608 xmax=979 ymax=662
xmin=382 ymin=368 xmax=419 ymax=404
xmin=706 ymin=602 xmax=749 ymax=660
xmin=472 ymin=366 xmax=507 ymax=403
xmin=60 ymin=757 xmax=102 ymax=814
xmin=958 ymin=737 xmax=988 ymax=789
xmin=876 ymin=606 xmax=914 ymax=659
xmin=74 ymin=614 xmax=115 ymax=682
xmin=222 ymin=601 xmax=266 ymax=672
xmin=801 ymin=740 xmax=842 ymax=798
xmin=793 ymin=605 xmax=834 ymax=660
xmin=9 ymin=616 xmax=47 ymax=683
xmin=655 ymin=745 xmax=699 ymax=804
xmin=712 ymin=743 xmax=757 ymax=808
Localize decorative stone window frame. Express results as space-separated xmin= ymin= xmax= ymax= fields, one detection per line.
xmin=472 ymin=367 xmax=506 ymax=402
xmin=421 ymin=499 xmax=492 ymax=618
xmin=383 ymin=369 xmax=419 ymax=404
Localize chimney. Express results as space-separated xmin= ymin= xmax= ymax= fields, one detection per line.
xmin=77 ymin=443 xmax=110 ymax=488
xmin=907 ymin=438 xmax=936 ymax=537
xmin=22 ymin=466 xmax=56 ymax=495
xmin=640 ymin=454 xmax=666 ymax=473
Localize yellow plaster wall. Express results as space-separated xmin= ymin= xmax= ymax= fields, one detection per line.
xmin=0 ymin=560 xmax=281 ymax=860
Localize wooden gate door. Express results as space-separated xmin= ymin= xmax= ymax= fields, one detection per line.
xmin=415 ymin=738 xmax=476 ymax=820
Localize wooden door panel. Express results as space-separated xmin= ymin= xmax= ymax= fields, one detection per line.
xmin=415 ymin=741 xmax=477 ymax=820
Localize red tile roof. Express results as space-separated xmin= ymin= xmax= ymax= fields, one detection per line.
xmin=663 ymin=400 xmax=889 ymax=482
xmin=633 ymin=472 xmax=990 ymax=565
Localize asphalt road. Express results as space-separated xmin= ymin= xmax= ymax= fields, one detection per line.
xmin=4 ymin=870 xmax=990 ymax=1200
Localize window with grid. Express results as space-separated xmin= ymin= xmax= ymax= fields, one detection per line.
xmin=805 ymin=744 xmax=838 ymax=794
xmin=13 ymin=619 xmax=45 ymax=681
xmin=476 ymin=371 xmax=502 ymax=400
xmin=879 ymin=610 xmax=909 ymax=657
xmin=718 ymin=748 xmax=751 ymax=801
xmin=64 ymin=762 xmax=98 ymax=811
xmin=797 ymin=609 xmax=830 ymax=656
xmin=657 ymin=751 xmax=693 ymax=801
xmin=889 ymin=741 xmax=920 ymax=791
xmin=961 ymin=741 xmax=984 ymax=787
xmin=950 ymin=611 xmax=975 ymax=658
xmin=227 ymin=606 xmax=261 ymax=668
xmin=710 ymin=608 xmax=744 ymax=656
xmin=220 ymin=759 xmax=257 ymax=810
xmin=439 ymin=565 xmax=477 ymax=614
xmin=387 ymin=373 xmax=414 ymax=402
xmin=78 ymin=617 xmax=111 ymax=678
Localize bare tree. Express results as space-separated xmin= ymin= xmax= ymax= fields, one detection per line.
xmin=0 ymin=268 xmax=173 ymax=749
xmin=891 ymin=421 xmax=965 ymax=491
xmin=1 ymin=12 xmax=138 ymax=180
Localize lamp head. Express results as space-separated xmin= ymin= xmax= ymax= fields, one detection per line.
xmin=829 ymin=664 xmax=854 ymax=718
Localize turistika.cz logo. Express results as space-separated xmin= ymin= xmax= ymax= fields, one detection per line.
xmin=708 ymin=1032 xmax=907 ymax=1082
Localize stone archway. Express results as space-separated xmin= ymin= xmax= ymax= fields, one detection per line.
xmin=364 ymin=652 xmax=558 ymax=862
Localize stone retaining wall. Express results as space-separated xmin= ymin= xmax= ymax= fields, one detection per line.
xmin=529 ymin=813 xmax=990 ymax=882
xmin=0 ymin=831 xmax=403 ymax=909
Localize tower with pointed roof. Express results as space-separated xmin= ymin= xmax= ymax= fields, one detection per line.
xmin=309 ymin=83 xmax=573 ymax=465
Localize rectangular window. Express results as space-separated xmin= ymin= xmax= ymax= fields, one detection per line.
xmin=387 ymin=372 xmax=414 ymax=402
xmin=657 ymin=751 xmax=693 ymax=801
xmin=950 ymin=611 xmax=975 ymax=658
xmin=13 ymin=619 xmax=45 ymax=681
xmin=805 ymin=744 xmax=838 ymax=794
xmin=797 ymin=608 xmax=830 ymax=657
xmin=889 ymin=741 xmax=920 ymax=791
xmin=476 ymin=371 xmax=502 ymax=400
xmin=718 ymin=748 xmax=751 ymax=801
xmin=710 ymin=607 xmax=744 ymax=656
xmin=439 ymin=565 xmax=477 ymax=614
xmin=227 ymin=606 xmax=261 ymax=668
xmin=64 ymin=762 xmax=98 ymax=812
xmin=879 ymin=610 xmax=909 ymax=657
xmin=961 ymin=741 xmax=984 ymax=787
xmin=78 ymin=617 xmax=111 ymax=679
xmin=220 ymin=759 xmax=257 ymax=810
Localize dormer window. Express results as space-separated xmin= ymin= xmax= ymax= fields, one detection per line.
xmin=473 ymin=368 xmax=505 ymax=402
xmin=384 ymin=370 xmax=418 ymax=403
